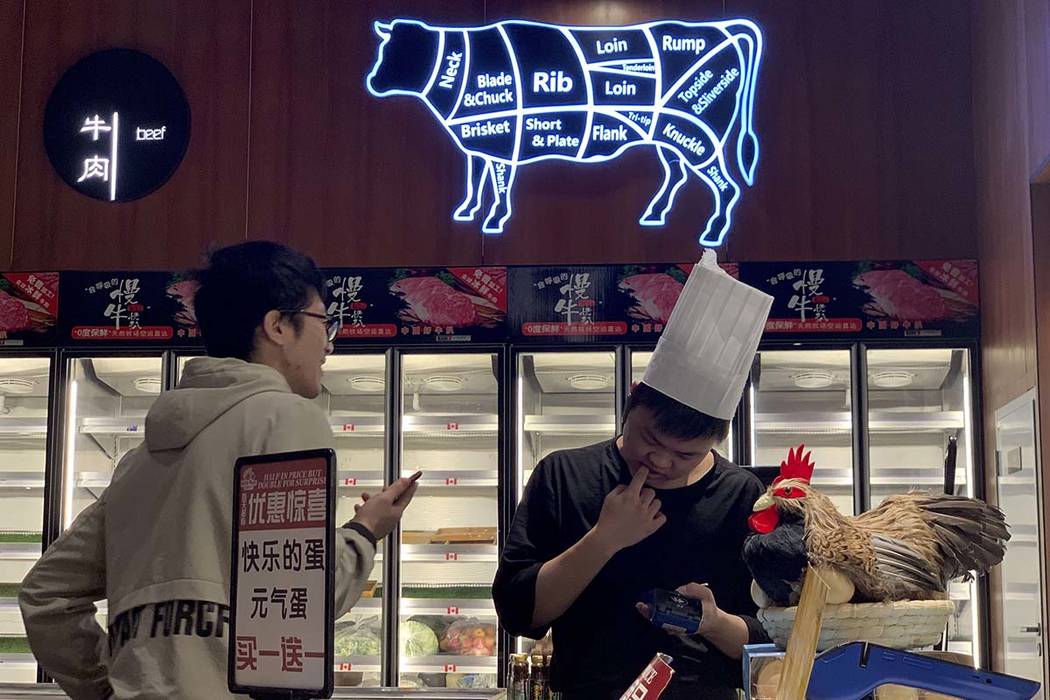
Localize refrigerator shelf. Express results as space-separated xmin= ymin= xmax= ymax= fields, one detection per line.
xmin=0 ymin=473 xmax=44 ymax=489
xmin=0 ymin=655 xmax=33 ymax=666
xmin=523 ymin=414 xmax=616 ymax=434
xmin=997 ymin=476 xmax=1037 ymax=488
xmin=78 ymin=418 xmax=147 ymax=435
xmin=404 ymin=415 xmax=498 ymax=436
xmin=401 ymin=655 xmax=498 ymax=674
xmin=76 ymin=471 xmax=494 ymax=496
xmin=755 ymin=410 xmax=964 ymax=434
xmin=334 ymin=656 xmax=381 ymax=673
xmin=336 ymin=474 xmax=385 ymax=490
xmin=402 ymin=599 xmax=496 ymax=617
xmin=333 ymin=415 xmax=508 ymax=437
xmin=0 ymin=418 xmax=47 ymax=437
xmin=331 ymin=417 xmax=385 ymax=434
xmin=0 ymin=544 xmax=39 ymax=560
xmin=401 ymin=545 xmax=498 ymax=563
xmin=404 ymin=471 xmax=498 ymax=490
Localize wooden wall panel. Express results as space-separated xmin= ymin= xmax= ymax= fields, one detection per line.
xmin=6 ymin=0 xmax=979 ymax=269
xmin=247 ymin=0 xmax=487 ymax=267
xmin=0 ymin=0 xmax=24 ymax=271
xmin=724 ymin=0 xmax=976 ymax=261
xmin=11 ymin=0 xmax=251 ymax=271
xmin=974 ymin=0 xmax=1038 ymax=421
xmin=463 ymin=0 xmax=978 ymax=264
xmin=1025 ymin=0 xmax=1050 ymax=174
xmin=972 ymin=0 xmax=1050 ymax=674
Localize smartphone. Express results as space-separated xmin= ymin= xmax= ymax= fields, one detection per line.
xmin=641 ymin=589 xmax=704 ymax=636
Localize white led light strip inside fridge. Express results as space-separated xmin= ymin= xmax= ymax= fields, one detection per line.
xmin=62 ymin=380 xmax=78 ymax=529
xmin=963 ymin=371 xmax=982 ymax=669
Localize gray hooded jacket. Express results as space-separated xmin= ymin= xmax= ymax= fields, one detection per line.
xmin=20 ymin=357 xmax=375 ymax=699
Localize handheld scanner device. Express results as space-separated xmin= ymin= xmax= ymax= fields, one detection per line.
xmin=807 ymin=641 xmax=1041 ymax=700
xmin=641 ymin=589 xmax=703 ymax=636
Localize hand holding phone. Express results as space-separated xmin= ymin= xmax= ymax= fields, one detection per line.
xmin=638 ymin=589 xmax=704 ymax=636
xmin=350 ymin=471 xmax=422 ymax=540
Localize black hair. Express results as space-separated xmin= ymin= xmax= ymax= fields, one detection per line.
xmin=623 ymin=382 xmax=731 ymax=442
xmin=193 ymin=241 xmax=326 ymax=360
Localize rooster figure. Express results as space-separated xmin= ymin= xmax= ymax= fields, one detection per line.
xmin=743 ymin=446 xmax=1010 ymax=607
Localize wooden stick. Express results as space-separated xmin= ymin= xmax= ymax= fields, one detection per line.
xmin=776 ymin=566 xmax=831 ymax=700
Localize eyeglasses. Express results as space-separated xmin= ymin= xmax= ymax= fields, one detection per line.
xmin=279 ymin=310 xmax=341 ymax=343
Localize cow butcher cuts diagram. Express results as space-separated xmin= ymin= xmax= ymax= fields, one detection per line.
xmin=366 ymin=18 xmax=762 ymax=247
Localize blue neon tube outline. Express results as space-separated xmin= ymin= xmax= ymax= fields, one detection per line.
xmin=366 ymin=17 xmax=762 ymax=247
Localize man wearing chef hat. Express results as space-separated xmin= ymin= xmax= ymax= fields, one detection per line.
xmin=494 ymin=251 xmax=774 ymax=700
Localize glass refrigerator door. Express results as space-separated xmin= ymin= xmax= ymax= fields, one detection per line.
xmin=515 ymin=350 xmax=616 ymax=657
xmin=175 ymin=355 xmax=202 ymax=382
xmin=59 ymin=355 xmax=164 ymax=662
xmin=994 ymin=391 xmax=1044 ymax=687
xmin=61 ymin=357 xmax=165 ymax=529
xmin=0 ymin=357 xmax=52 ymax=681
xmin=399 ymin=353 xmax=499 ymax=689
xmin=866 ymin=348 xmax=978 ymax=660
xmin=630 ymin=350 xmax=733 ymax=461
xmin=320 ymin=354 xmax=387 ymax=688
xmin=179 ymin=354 xmax=391 ymax=685
xmin=750 ymin=350 xmax=855 ymax=514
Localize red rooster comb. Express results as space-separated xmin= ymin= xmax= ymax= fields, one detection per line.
xmin=774 ymin=444 xmax=815 ymax=485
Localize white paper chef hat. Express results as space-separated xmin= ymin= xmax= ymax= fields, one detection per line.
xmin=641 ymin=250 xmax=773 ymax=420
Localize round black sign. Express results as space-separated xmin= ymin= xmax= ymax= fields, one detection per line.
xmin=43 ymin=48 xmax=190 ymax=202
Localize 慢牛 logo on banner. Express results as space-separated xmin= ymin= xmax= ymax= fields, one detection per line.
xmin=229 ymin=450 xmax=335 ymax=697
xmin=62 ymin=272 xmax=185 ymax=342
xmin=367 ymin=19 xmax=762 ymax=247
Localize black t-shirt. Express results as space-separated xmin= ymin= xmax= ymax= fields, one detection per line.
xmin=493 ymin=439 xmax=767 ymax=700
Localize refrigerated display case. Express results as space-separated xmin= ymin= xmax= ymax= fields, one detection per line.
xmin=5 ymin=261 xmax=990 ymax=690
xmin=321 ymin=354 xmax=389 ymax=688
xmin=397 ymin=353 xmax=501 ymax=690
xmin=512 ymin=350 xmax=617 ymax=658
xmin=994 ymin=391 xmax=1045 ymax=687
xmin=749 ymin=349 xmax=855 ymax=514
xmin=864 ymin=347 xmax=979 ymax=660
xmin=507 ymin=342 xmax=987 ymax=665
xmin=0 ymin=357 xmax=54 ymax=683
xmin=59 ymin=356 xmax=165 ymax=532
xmin=517 ymin=350 xmax=617 ymax=494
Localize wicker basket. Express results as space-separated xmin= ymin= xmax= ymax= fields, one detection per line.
xmin=757 ymin=599 xmax=955 ymax=651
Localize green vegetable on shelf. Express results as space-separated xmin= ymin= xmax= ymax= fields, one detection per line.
xmin=0 ymin=637 xmax=31 ymax=654
xmin=0 ymin=532 xmax=41 ymax=544
xmin=334 ymin=621 xmax=381 ymax=658
xmin=0 ymin=583 xmax=21 ymax=598
xmin=401 ymin=620 xmax=440 ymax=657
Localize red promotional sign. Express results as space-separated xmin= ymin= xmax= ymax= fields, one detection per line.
xmin=230 ymin=450 xmax=335 ymax=697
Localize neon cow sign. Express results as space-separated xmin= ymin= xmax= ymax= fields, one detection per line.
xmin=366 ymin=18 xmax=762 ymax=247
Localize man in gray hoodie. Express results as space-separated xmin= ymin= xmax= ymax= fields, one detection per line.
xmin=19 ymin=241 xmax=417 ymax=699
